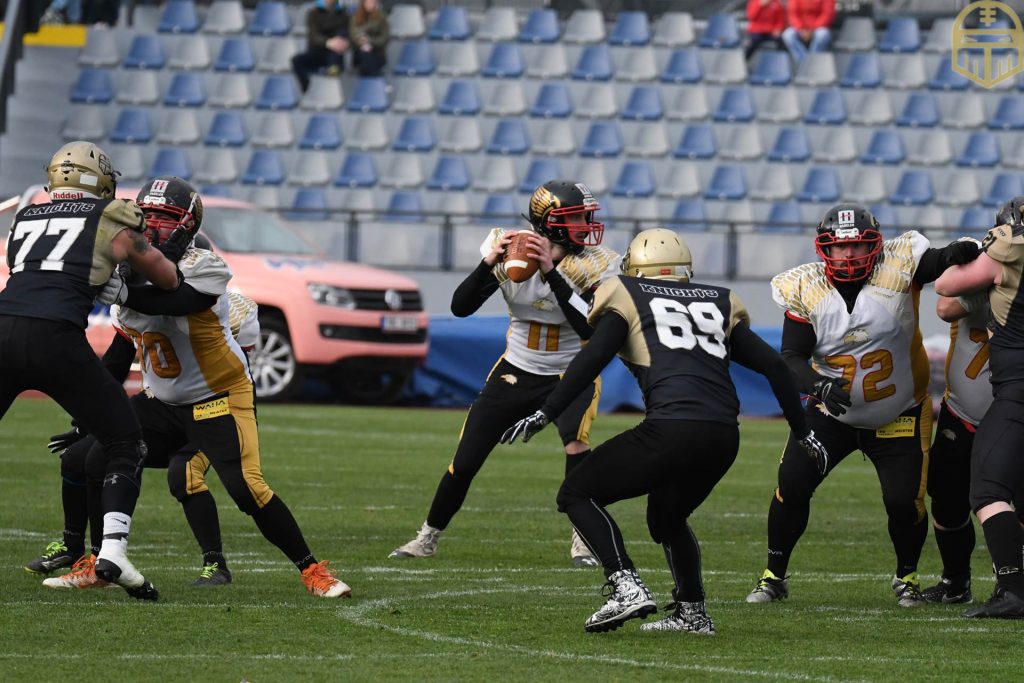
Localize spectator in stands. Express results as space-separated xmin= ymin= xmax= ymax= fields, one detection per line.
xmin=781 ymin=0 xmax=836 ymax=63
xmin=40 ymin=0 xmax=82 ymax=25
xmin=746 ymin=0 xmax=786 ymax=60
xmin=291 ymin=0 xmax=351 ymax=93
xmin=350 ymin=0 xmax=389 ymax=77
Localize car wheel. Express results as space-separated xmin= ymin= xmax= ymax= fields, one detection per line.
xmin=331 ymin=365 xmax=412 ymax=406
xmin=250 ymin=315 xmax=302 ymax=402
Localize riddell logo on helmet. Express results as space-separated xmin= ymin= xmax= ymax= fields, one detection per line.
xmin=50 ymin=191 xmax=87 ymax=200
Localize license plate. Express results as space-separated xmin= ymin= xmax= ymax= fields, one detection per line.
xmin=381 ymin=315 xmax=417 ymax=333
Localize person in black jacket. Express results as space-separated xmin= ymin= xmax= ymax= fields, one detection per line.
xmin=291 ymin=0 xmax=351 ymax=92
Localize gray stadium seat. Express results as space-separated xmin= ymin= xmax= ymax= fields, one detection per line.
xmin=471 ymin=156 xmax=517 ymax=192
xmin=525 ymin=43 xmax=569 ymax=79
xmin=624 ymin=121 xmax=670 ymax=157
xmin=203 ymin=0 xmax=246 ymax=35
xmin=378 ymin=152 xmax=425 ymax=188
xmin=256 ymin=36 xmax=298 ymax=73
xmin=194 ymin=148 xmax=240 ymax=184
xmin=391 ymin=78 xmax=435 ymax=114
xmin=156 ymin=108 xmax=201 ymax=145
xmin=570 ymin=158 xmax=609 ymax=195
xmin=481 ymin=79 xmax=527 ymax=117
xmin=436 ymin=41 xmax=480 ymax=77
xmin=718 ymin=124 xmax=763 ymax=161
xmin=344 ymin=115 xmax=389 ymax=151
xmin=655 ymin=161 xmax=701 ymax=198
xmin=563 ymin=9 xmax=606 ymax=45
xmin=702 ymin=49 xmax=747 ymax=85
xmin=793 ymin=52 xmax=837 ymax=87
xmin=847 ymin=90 xmax=893 ymax=126
xmin=1003 ymin=135 xmax=1024 ymax=169
xmin=652 ymin=12 xmax=695 ymax=48
xmin=62 ymin=106 xmax=107 ymax=141
xmin=167 ymin=34 xmax=212 ymax=70
xmin=78 ymin=29 xmax=121 ymax=67
xmin=664 ymin=84 xmax=708 ymax=121
xmin=749 ymin=164 xmax=794 ymax=201
xmin=911 ymin=205 xmax=947 ymax=231
xmin=107 ymin=144 xmax=146 ymax=181
xmin=844 ymin=169 xmax=887 ymax=204
xmin=571 ymin=82 xmax=618 ymax=119
xmin=476 ymin=7 xmax=518 ymax=43
xmin=833 ymin=17 xmax=876 ymax=51
xmin=906 ymin=129 xmax=952 ymax=166
xmin=389 ymin=4 xmax=427 ymax=40
xmin=299 ymin=75 xmax=344 ymax=111
xmin=251 ymin=111 xmax=295 ymax=147
xmin=116 ymin=69 xmax=160 ymax=106
xmin=755 ymin=87 xmax=801 ymax=123
xmin=207 ymin=73 xmax=253 ymax=108
xmin=943 ymin=93 xmax=986 ymax=129
xmin=923 ymin=18 xmax=955 ymax=53
xmin=810 ymin=126 xmax=857 ymax=163
xmin=935 ymin=168 xmax=980 ymax=207
xmin=532 ymin=119 xmax=577 ymax=156
xmin=613 ymin=46 xmax=658 ymax=82
xmin=437 ymin=117 xmax=482 ymax=152
xmin=287 ymin=150 xmax=331 ymax=186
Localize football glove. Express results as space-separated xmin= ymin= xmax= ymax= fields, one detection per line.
xmin=500 ymin=410 xmax=551 ymax=444
xmin=811 ymin=378 xmax=852 ymax=417
xmin=48 ymin=422 xmax=85 ymax=455
xmin=795 ymin=429 xmax=829 ymax=476
xmin=159 ymin=227 xmax=193 ymax=263
xmin=945 ymin=238 xmax=980 ymax=267
xmin=97 ymin=271 xmax=128 ymax=306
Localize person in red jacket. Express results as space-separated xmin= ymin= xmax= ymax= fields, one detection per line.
xmin=781 ymin=0 xmax=836 ymax=63
xmin=746 ymin=0 xmax=786 ymax=60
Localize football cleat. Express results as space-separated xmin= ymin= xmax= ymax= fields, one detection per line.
xmin=892 ymin=572 xmax=926 ymax=608
xmin=24 ymin=540 xmax=82 ymax=575
xmin=584 ymin=569 xmax=657 ymax=633
xmin=745 ymin=569 xmax=789 ymax=603
xmin=193 ymin=562 xmax=232 ymax=587
xmin=571 ymin=530 xmax=599 ymax=568
xmin=640 ymin=600 xmax=716 ymax=635
xmin=95 ymin=538 xmax=159 ymax=601
xmin=963 ymin=586 xmax=1024 ymax=619
xmin=921 ymin=576 xmax=972 ymax=605
xmin=42 ymin=554 xmax=111 ymax=590
xmin=301 ymin=561 xmax=352 ymax=598
xmin=389 ymin=522 xmax=442 ymax=559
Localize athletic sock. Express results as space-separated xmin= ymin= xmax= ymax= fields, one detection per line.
xmin=61 ymin=477 xmax=88 ymax=556
xmin=250 ymin=495 xmax=315 ymax=571
xmin=181 ymin=491 xmax=223 ymax=559
xmin=981 ymin=510 xmax=1024 ymax=595
xmin=766 ymin=491 xmax=808 ymax=577
xmin=891 ymin=514 xmax=928 ymax=579
xmin=934 ymin=521 xmax=975 ymax=581
xmin=203 ymin=550 xmax=227 ymax=571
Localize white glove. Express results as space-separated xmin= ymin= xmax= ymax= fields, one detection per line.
xmin=97 ymin=272 xmax=128 ymax=306
xmin=795 ymin=429 xmax=829 ymax=476
xmin=500 ymin=410 xmax=551 ymax=444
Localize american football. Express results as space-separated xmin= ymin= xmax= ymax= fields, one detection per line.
xmin=503 ymin=231 xmax=539 ymax=283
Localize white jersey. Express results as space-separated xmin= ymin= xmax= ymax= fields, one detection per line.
xmin=481 ymin=228 xmax=620 ymax=375
xmin=772 ymin=231 xmax=931 ymax=430
xmin=115 ymin=247 xmax=253 ymax=405
xmin=944 ymin=292 xmax=992 ymax=426
xmin=226 ymin=291 xmax=260 ymax=351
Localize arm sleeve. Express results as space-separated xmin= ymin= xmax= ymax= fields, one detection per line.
xmin=450 ymin=260 xmax=500 ymax=317
xmin=101 ymin=332 xmax=137 ymax=385
xmin=545 ymin=268 xmax=593 ymax=339
xmin=540 ymin=312 xmax=628 ymax=419
xmin=780 ymin=314 xmax=824 ymax=393
xmin=123 ymin=283 xmax=218 ymax=316
xmin=730 ymin=323 xmax=809 ymax=436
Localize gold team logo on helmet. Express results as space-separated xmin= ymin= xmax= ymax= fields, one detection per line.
xmin=529 ymin=185 xmax=559 ymax=221
xmin=952 ymin=1 xmax=1024 ymax=88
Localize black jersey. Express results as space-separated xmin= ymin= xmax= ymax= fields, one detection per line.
xmin=588 ymin=275 xmax=749 ymax=423
xmin=0 ymin=198 xmax=144 ymax=328
xmin=981 ymin=224 xmax=1024 ymax=390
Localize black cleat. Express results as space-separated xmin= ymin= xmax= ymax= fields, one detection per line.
xmin=123 ymin=580 xmax=159 ymax=602
xmin=921 ymin=577 xmax=972 ymax=604
xmin=24 ymin=541 xmax=82 ymax=575
xmin=192 ymin=562 xmax=232 ymax=586
xmin=963 ymin=587 xmax=1024 ymax=619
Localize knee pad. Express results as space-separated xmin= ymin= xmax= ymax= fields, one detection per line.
xmin=555 ymin=481 xmax=581 ymax=514
xmin=103 ymin=438 xmax=147 ymax=482
xmin=60 ymin=437 xmax=92 ymax=483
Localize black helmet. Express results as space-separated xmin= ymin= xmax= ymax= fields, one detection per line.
xmin=814 ymin=203 xmax=883 ymax=283
xmin=136 ymin=176 xmax=203 ymax=246
xmin=526 ymin=180 xmax=604 ymax=254
xmin=995 ymin=196 xmax=1024 ymax=232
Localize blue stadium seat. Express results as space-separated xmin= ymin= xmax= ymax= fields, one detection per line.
xmin=796 ymin=167 xmax=841 ymax=203
xmin=123 ymin=35 xmax=167 ymax=69
xmin=393 ymin=40 xmax=435 ymax=76
xmin=255 ymin=74 xmax=298 ymax=110
xmin=803 ymin=90 xmax=846 ymax=125
xmin=248 ymin=1 xmax=291 ymax=36
xmin=70 ymin=69 xmax=114 ymax=103
xmin=429 ymin=6 xmax=471 ymax=41
xmin=392 ymin=116 xmax=436 ymax=152
xmin=519 ymin=158 xmax=562 ymax=193
xmin=860 ymin=129 xmax=905 ymax=164
xmin=760 ymin=201 xmax=803 ymax=233
xmin=674 ymin=124 xmax=717 ymax=159
xmin=426 ymin=155 xmax=471 ymax=191
xmin=110 ymin=109 xmax=154 ymax=144
xmin=579 ymin=121 xmax=623 ymax=157
xmin=869 ymin=203 xmax=899 ymax=231
xmin=612 ymin=161 xmax=655 ymax=197
xmin=671 ymin=198 xmax=708 ymax=231
xmin=486 ymin=119 xmax=530 ymax=154
xmin=299 ymin=114 xmax=342 ymax=150
xmin=163 ymin=71 xmax=207 ymax=107
xmin=346 ymin=77 xmax=389 ymax=112
xmin=571 ymin=44 xmax=614 ymax=81
xmin=518 ymin=8 xmax=560 ymax=44
xmin=385 ymin=191 xmax=424 ymax=221
xmin=988 ymin=94 xmax=1024 ymax=129
xmin=241 ymin=150 xmax=285 ymax=185
xmin=481 ymin=42 xmax=525 ymax=78
xmin=660 ymin=47 xmax=703 ymax=83
xmin=713 ymin=88 xmax=755 ymax=122
xmin=984 ymin=173 xmax=1024 ymax=207
xmin=214 ymin=37 xmax=255 ymax=72
xmin=895 ymin=92 xmax=939 ymax=127
xmin=439 ymin=80 xmax=481 ymax=115
xmin=929 ymin=59 xmax=971 ymax=90
xmin=699 ymin=14 xmax=740 ymax=48
xmin=286 ymin=187 xmax=329 ymax=220
xmin=609 ymin=11 xmax=651 ymax=46
xmin=704 ymin=165 xmax=746 ymax=200
xmin=200 ymin=184 xmax=234 ymax=198
xmin=333 ymin=152 xmax=378 ymax=187
xmin=482 ymin=194 xmax=519 ymax=223
xmin=839 ymin=53 xmax=882 ymax=88
xmin=889 ymin=170 xmax=934 ymax=205
xmin=956 ymin=131 xmax=1001 ymax=167
xmin=749 ymin=50 xmax=792 ymax=86
xmin=204 ymin=110 xmax=248 ymax=146
xmin=620 ymin=85 xmax=663 ymax=120
xmin=878 ymin=17 xmax=921 ymax=53
xmin=960 ymin=206 xmax=992 ymax=230
xmin=158 ymin=0 xmax=200 ymax=33
xmin=765 ymin=128 xmax=809 ymax=162
xmin=529 ymin=83 xmax=573 ymax=118
xmin=149 ymin=148 xmax=192 ymax=179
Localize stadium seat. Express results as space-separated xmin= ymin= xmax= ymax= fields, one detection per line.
xmin=208 ymin=73 xmax=253 ymax=107
xmin=241 ymin=149 xmax=285 ymax=185
xmin=845 ymin=169 xmax=886 ymax=204
xmin=390 ymin=78 xmax=434 ymax=114
xmin=204 ymin=110 xmax=248 ymax=146
xmin=482 ymin=80 xmax=527 ymax=116
xmin=116 ymin=70 xmax=159 ymax=106
xmin=249 ymin=2 xmax=291 ymax=36
xmin=486 ymin=119 xmax=530 ymax=155
xmin=878 ymin=17 xmax=920 ymax=53
xmin=624 ymin=121 xmax=669 ymax=156
xmin=749 ymin=165 xmax=794 ymax=201
xmin=110 ymin=109 xmax=154 ymax=144
xmin=214 ymin=36 xmax=255 ymax=71
xmin=393 ymin=40 xmax=435 ymax=76
xmin=674 ymin=123 xmax=717 ymax=159
xmin=379 ymin=152 xmax=425 ymax=189
xmin=480 ymin=194 xmax=518 ymax=224
xmin=70 ymin=68 xmax=114 ymax=103
xmin=533 ymin=119 xmax=577 ymax=156
xmin=525 ymin=43 xmax=569 ymax=79
xmin=155 ymin=108 xmax=200 ymax=145
xmin=426 ymin=155 xmax=471 ymax=191
xmin=392 ymin=116 xmax=436 ymax=152
xmin=123 ymin=35 xmax=167 ymax=69
xmin=620 ymin=85 xmax=662 ymax=120
xmin=200 ymin=184 xmax=235 ymax=198
xmin=572 ymin=45 xmax=614 ymax=81
xmin=159 ymin=0 xmax=200 ymax=33
xmin=793 ymin=52 xmax=837 ymax=87
xmin=437 ymin=80 xmax=479 ymax=116
xmin=906 ymin=129 xmax=952 ymax=165
xmin=163 ymin=71 xmax=207 ymax=106
xmin=935 ymin=169 xmax=981 ymax=207
xmin=346 ymin=78 xmax=389 ymax=112
xmin=203 ymin=0 xmax=246 ymax=34
xmin=760 ymin=201 xmax=803 ymax=233
xmin=384 ymin=191 xmax=424 ymax=222
xmin=436 ymin=41 xmax=480 ymax=77
xmin=438 ymin=117 xmax=482 ymax=153
xmin=882 ymin=52 xmax=927 ymax=89
xmin=518 ymin=9 xmax=560 ymax=44
xmin=699 ymin=14 xmax=740 ymax=49
xmin=960 ymin=206 xmax=992 ymax=231
xmin=389 ymin=4 xmax=426 ymax=40
xmin=519 ymin=158 xmax=563 ymax=193
xmin=704 ymin=165 xmax=746 ymax=200
xmin=333 ymin=152 xmax=378 ymax=187
xmin=847 ymin=90 xmax=893 ymax=126
xmin=984 ymin=173 xmax=1024 ymax=207
xmin=256 ymin=36 xmax=296 ymax=73
xmin=670 ymin=198 xmax=709 ymax=231
xmin=78 ymin=31 xmax=120 ymax=67
xmin=653 ymin=12 xmax=696 ymax=48
xmin=768 ymin=128 xmax=811 ymax=162
xmin=860 ymin=129 xmax=905 ymax=164
xmin=612 ymin=161 xmax=655 ymax=197
xmin=429 ymin=6 xmax=471 ymax=41
xmin=286 ymin=187 xmax=329 ymax=221
xmin=477 ymin=7 xmax=517 ymax=43
xmin=750 ymin=50 xmax=792 ymax=86
xmin=573 ymin=82 xmax=617 ymax=118
xmin=944 ymin=93 xmax=985 ymax=130
xmin=839 ymin=53 xmax=882 ymax=88
xmin=810 ymin=126 xmax=857 ymax=163
xmin=956 ymin=131 xmax=1001 ymax=167
xmin=613 ymin=46 xmax=658 ymax=82
xmin=194 ymin=148 xmax=240 ymax=184
xmin=579 ymin=121 xmax=622 ymax=157
xmin=713 ymin=88 xmax=755 ymax=123
xmin=472 ymin=156 xmax=517 ymax=192
xmin=923 ymin=18 xmax=955 ymax=53
xmin=803 ymin=90 xmax=846 ymax=125
xmin=895 ymin=92 xmax=939 ymax=127
xmin=255 ymin=74 xmax=298 ymax=110
xmin=298 ymin=114 xmax=342 ymax=150
xmin=660 ymin=48 xmax=703 ymax=84
xmin=529 ymin=83 xmax=573 ymax=118
xmin=870 ymin=203 xmax=900 ymax=231
xmin=481 ymin=42 xmax=525 ymax=78
xmin=168 ymin=34 xmax=212 ymax=69
xmin=796 ymin=167 xmax=841 ymax=203
xmin=149 ymin=148 xmax=192 ymax=179
xmin=929 ymin=59 xmax=971 ymax=90
xmin=889 ymin=170 xmax=934 ymax=205
xmin=833 ymin=16 xmax=876 ymax=51
xmin=252 ymin=112 xmax=294 ymax=147
xmin=756 ymin=88 xmax=800 ymax=123
xmin=610 ymin=11 xmax=651 ymax=46
xmin=702 ymin=48 xmax=747 ymax=84
xmin=562 ymin=9 xmax=606 ymax=45
xmin=988 ymin=94 xmax=1024 ymax=129
xmin=284 ymin=150 xmax=332 ymax=186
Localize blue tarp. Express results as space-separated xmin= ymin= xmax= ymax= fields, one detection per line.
xmin=407 ymin=316 xmax=785 ymax=416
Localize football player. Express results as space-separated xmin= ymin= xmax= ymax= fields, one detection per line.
xmin=390 ymin=180 xmax=620 ymax=567
xmin=0 ymin=142 xmax=183 ymax=600
xmin=935 ymin=198 xmax=1024 ymax=618
xmin=501 ymin=229 xmax=828 ymax=634
xmin=745 ymin=203 xmax=980 ymax=608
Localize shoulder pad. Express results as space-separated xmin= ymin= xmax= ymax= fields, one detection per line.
xmin=982 ymin=224 xmax=1024 ymax=265
xmin=771 ymin=263 xmax=830 ymax=320
xmin=588 ymin=276 xmax=628 ymax=326
xmin=872 ymin=231 xmax=929 ymax=291
xmin=560 ymin=245 xmax=621 ymax=292
xmin=179 ymin=248 xmax=232 ymax=297
xmin=102 ymin=199 xmax=145 ymax=232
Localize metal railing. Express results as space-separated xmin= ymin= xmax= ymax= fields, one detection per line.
xmin=0 ymin=0 xmax=28 ymax=136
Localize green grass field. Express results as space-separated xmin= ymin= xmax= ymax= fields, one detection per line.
xmin=0 ymin=398 xmax=1019 ymax=682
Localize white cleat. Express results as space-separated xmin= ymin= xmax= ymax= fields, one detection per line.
xmin=389 ymin=522 xmax=442 ymax=558
xmin=584 ymin=569 xmax=657 ymax=633
xmin=571 ymin=529 xmax=599 ymax=568
xmin=95 ymin=538 xmax=158 ymax=601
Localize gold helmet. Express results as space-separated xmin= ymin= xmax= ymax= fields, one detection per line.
xmin=621 ymin=228 xmax=692 ymax=282
xmin=45 ymin=141 xmax=119 ymax=200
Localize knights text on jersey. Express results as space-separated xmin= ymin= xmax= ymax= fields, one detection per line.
xmin=771 ymin=231 xmax=931 ymax=429
xmin=944 ymin=292 xmax=991 ymax=426
xmin=980 ymin=224 xmax=1024 ymax=387
xmin=588 ymin=275 xmax=749 ymax=423
xmin=115 ymin=248 xmax=252 ymax=405
xmin=0 ymin=199 xmax=143 ymax=328
xmin=479 ymin=228 xmax=620 ymax=375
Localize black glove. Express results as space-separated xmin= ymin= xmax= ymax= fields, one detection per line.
xmin=944 ymin=239 xmax=980 ymax=267
xmin=795 ymin=429 xmax=829 ymax=476
xmin=811 ymin=378 xmax=852 ymax=417
xmin=159 ymin=227 xmax=194 ymax=263
xmin=500 ymin=410 xmax=551 ymax=444
xmin=48 ymin=422 xmax=85 ymax=455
